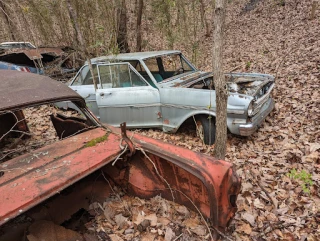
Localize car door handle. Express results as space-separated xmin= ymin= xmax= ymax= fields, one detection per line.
xmin=100 ymin=92 xmax=111 ymax=96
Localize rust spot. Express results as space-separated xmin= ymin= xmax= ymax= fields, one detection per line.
xmin=163 ymin=119 xmax=170 ymax=125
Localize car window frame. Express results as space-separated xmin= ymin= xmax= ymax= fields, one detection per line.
xmin=96 ymin=62 xmax=150 ymax=89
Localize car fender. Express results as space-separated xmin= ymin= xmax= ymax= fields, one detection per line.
xmin=162 ymin=109 xmax=216 ymax=133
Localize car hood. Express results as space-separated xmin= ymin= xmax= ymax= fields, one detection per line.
xmin=159 ymin=71 xmax=275 ymax=97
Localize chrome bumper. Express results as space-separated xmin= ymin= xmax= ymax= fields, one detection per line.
xmin=239 ymin=98 xmax=275 ymax=136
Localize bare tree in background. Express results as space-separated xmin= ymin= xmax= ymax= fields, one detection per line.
xmin=117 ymin=0 xmax=130 ymax=53
xmin=212 ymin=0 xmax=227 ymax=159
xmin=65 ymin=0 xmax=97 ymax=90
xmin=0 ymin=1 xmax=16 ymax=41
xmin=136 ymin=0 xmax=143 ymax=52
xmin=199 ymin=0 xmax=210 ymax=37
xmin=65 ymin=0 xmax=84 ymax=48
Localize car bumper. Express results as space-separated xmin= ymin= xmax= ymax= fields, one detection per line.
xmin=239 ymin=98 xmax=275 ymax=136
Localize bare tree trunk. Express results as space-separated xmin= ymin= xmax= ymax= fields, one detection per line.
xmin=199 ymin=0 xmax=210 ymax=37
xmin=212 ymin=0 xmax=227 ymax=160
xmin=65 ymin=0 xmax=97 ymax=91
xmin=310 ymin=1 xmax=318 ymax=20
xmin=164 ymin=1 xmax=173 ymax=48
xmin=65 ymin=0 xmax=84 ymax=47
xmin=0 ymin=1 xmax=16 ymax=41
xmin=136 ymin=0 xmax=143 ymax=52
xmin=117 ymin=0 xmax=130 ymax=53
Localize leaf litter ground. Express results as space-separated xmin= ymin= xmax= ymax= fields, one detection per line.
xmin=134 ymin=0 xmax=320 ymax=240
xmin=5 ymin=0 xmax=319 ymax=240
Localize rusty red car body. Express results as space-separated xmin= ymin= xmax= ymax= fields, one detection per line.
xmin=0 ymin=70 xmax=240 ymax=238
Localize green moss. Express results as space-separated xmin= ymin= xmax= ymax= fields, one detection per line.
xmin=85 ymin=134 xmax=109 ymax=147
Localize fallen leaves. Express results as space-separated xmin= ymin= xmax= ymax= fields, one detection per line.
xmin=87 ymin=195 xmax=210 ymax=241
xmin=136 ymin=1 xmax=320 ymax=239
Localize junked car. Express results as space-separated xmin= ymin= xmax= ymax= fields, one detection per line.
xmin=69 ymin=50 xmax=275 ymax=145
xmin=0 ymin=70 xmax=240 ymax=239
xmin=0 ymin=41 xmax=36 ymax=49
xmin=0 ymin=42 xmax=76 ymax=79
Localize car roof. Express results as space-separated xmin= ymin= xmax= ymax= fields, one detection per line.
xmin=90 ymin=50 xmax=181 ymax=63
xmin=0 ymin=70 xmax=85 ymax=112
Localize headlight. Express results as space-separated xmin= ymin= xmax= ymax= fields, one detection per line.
xmin=248 ymin=101 xmax=254 ymax=116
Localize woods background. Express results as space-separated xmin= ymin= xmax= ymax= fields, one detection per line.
xmin=0 ymin=0 xmax=318 ymax=73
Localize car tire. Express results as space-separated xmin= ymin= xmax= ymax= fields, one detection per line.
xmin=195 ymin=115 xmax=216 ymax=145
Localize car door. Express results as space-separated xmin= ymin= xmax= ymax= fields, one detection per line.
xmin=69 ymin=65 xmax=100 ymax=118
xmin=95 ymin=63 xmax=162 ymax=128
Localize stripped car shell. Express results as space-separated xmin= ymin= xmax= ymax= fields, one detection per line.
xmin=69 ymin=50 xmax=275 ymax=144
xmin=0 ymin=70 xmax=240 ymax=238
xmin=0 ymin=45 xmax=76 ymax=78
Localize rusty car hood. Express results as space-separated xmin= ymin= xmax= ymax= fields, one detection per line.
xmin=0 ymin=47 xmax=64 ymax=60
xmin=160 ymin=71 xmax=275 ymax=97
xmin=0 ymin=70 xmax=85 ymax=111
xmin=0 ymin=127 xmax=121 ymax=225
xmin=1 ymin=125 xmax=241 ymax=229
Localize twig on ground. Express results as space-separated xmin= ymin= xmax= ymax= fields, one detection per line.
xmin=173 ymin=233 xmax=183 ymax=241
xmin=228 ymin=64 xmax=242 ymax=72
xmin=101 ymin=170 xmax=121 ymax=200
xmin=193 ymin=115 xmax=205 ymax=146
xmin=249 ymin=169 xmax=278 ymax=213
xmin=210 ymin=227 xmax=234 ymax=241
xmin=148 ymin=187 xmax=218 ymax=241
xmin=256 ymin=222 xmax=292 ymax=239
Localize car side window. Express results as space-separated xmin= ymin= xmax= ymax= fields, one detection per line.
xmin=71 ymin=65 xmax=99 ymax=86
xmin=71 ymin=69 xmax=85 ymax=86
xmin=98 ymin=64 xmax=148 ymax=89
xmin=143 ymin=58 xmax=159 ymax=72
xmin=83 ymin=65 xmax=98 ymax=85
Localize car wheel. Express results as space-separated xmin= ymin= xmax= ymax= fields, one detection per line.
xmin=195 ymin=115 xmax=216 ymax=145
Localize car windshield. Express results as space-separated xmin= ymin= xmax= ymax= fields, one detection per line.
xmin=106 ymin=53 xmax=196 ymax=86
xmin=142 ymin=53 xmax=196 ymax=83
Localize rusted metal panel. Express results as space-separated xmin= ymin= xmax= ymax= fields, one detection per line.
xmin=107 ymin=126 xmax=241 ymax=229
xmin=0 ymin=70 xmax=85 ymax=111
xmin=0 ymin=47 xmax=64 ymax=60
xmin=120 ymin=122 xmax=135 ymax=156
xmin=1 ymin=114 xmax=240 ymax=230
xmin=0 ymin=128 xmax=120 ymax=225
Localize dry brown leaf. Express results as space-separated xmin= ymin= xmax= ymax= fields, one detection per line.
xmin=109 ymin=234 xmax=124 ymax=241
xmin=164 ymin=227 xmax=175 ymax=241
xmin=237 ymin=223 xmax=252 ymax=235
xmin=145 ymin=213 xmax=158 ymax=227
xmin=114 ymin=214 xmax=128 ymax=229
xmin=133 ymin=212 xmax=145 ymax=225
xmin=183 ymin=217 xmax=200 ymax=228
xmin=190 ymin=225 xmax=207 ymax=236
xmin=241 ymin=212 xmax=256 ymax=226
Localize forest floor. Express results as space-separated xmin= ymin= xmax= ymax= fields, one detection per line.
xmin=134 ymin=0 xmax=320 ymax=240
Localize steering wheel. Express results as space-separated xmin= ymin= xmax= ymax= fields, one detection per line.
xmin=173 ymin=67 xmax=184 ymax=76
